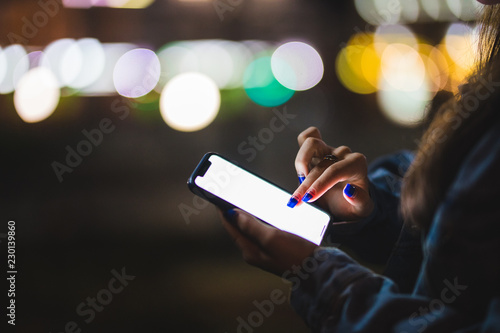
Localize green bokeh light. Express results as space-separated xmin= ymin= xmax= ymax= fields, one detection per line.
xmin=243 ymin=57 xmax=294 ymax=107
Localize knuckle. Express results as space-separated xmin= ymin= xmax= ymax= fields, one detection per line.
xmin=298 ymin=127 xmax=320 ymax=141
xmin=336 ymin=145 xmax=352 ymax=155
xmin=351 ymin=152 xmax=367 ymax=163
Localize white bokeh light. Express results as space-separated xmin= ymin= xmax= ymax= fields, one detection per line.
xmin=447 ymin=0 xmax=482 ymax=21
xmin=156 ymin=43 xmax=199 ymax=92
xmin=69 ymin=38 xmax=106 ymax=89
xmin=271 ymin=41 xmax=324 ymax=91
xmin=377 ymin=77 xmax=431 ymax=127
xmin=0 ymin=45 xmax=29 ymax=94
xmin=81 ymin=43 xmax=135 ymax=95
xmin=0 ymin=48 xmax=7 ymax=88
xmin=374 ymin=25 xmax=419 ymax=54
xmin=400 ymin=0 xmax=420 ymax=23
xmin=192 ymin=41 xmax=235 ymax=89
xmin=445 ymin=23 xmax=479 ymax=70
xmin=113 ymin=48 xmax=161 ymax=98
xmin=14 ymin=67 xmax=60 ymax=123
xmin=41 ymin=39 xmax=83 ymax=88
xmin=421 ymin=0 xmax=456 ymax=21
xmin=160 ymin=72 xmax=220 ymax=132
xmin=380 ymin=43 xmax=426 ymax=92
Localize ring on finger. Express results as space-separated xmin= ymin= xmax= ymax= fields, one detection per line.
xmin=323 ymin=154 xmax=340 ymax=163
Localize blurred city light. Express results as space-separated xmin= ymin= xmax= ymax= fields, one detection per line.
xmin=40 ymin=39 xmax=83 ymax=88
xmin=63 ymin=0 xmax=154 ymax=8
xmin=159 ymin=72 xmax=220 ymax=132
xmin=373 ymin=25 xmax=419 ymax=53
xmin=0 ymin=48 xmax=7 ymax=87
xmin=271 ymin=41 xmax=324 ymax=91
xmin=14 ymin=67 xmax=60 ymax=123
xmin=0 ymin=45 xmax=29 ymax=94
xmin=380 ymin=43 xmax=426 ymax=92
xmin=243 ymin=57 xmax=294 ymax=107
xmin=447 ymin=0 xmax=482 ymax=21
xmin=156 ymin=42 xmax=199 ymax=92
xmin=377 ymin=77 xmax=430 ymax=127
xmin=335 ymin=35 xmax=378 ymax=95
xmin=355 ymin=0 xmax=482 ymax=24
xmin=444 ymin=23 xmax=479 ymax=71
xmin=191 ymin=40 xmax=235 ymax=89
xmin=113 ymin=48 xmax=161 ymax=98
xmin=82 ymin=43 xmax=136 ymax=95
xmin=68 ymin=38 xmax=106 ymax=90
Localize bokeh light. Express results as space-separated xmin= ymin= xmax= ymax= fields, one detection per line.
xmin=63 ymin=0 xmax=154 ymax=8
xmin=419 ymin=44 xmax=449 ymax=93
xmin=0 ymin=45 xmax=29 ymax=94
xmin=421 ymin=0 xmax=455 ymax=21
xmin=444 ymin=23 xmax=479 ymax=71
xmin=218 ymin=40 xmax=253 ymax=89
xmin=113 ymin=48 xmax=161 ymax=98
xmin=354 ymin=0 xmax=400 ymax=25
xmin=160 ymin=73 xmax=220 ymax=132
xmin=243 ymin=57 xmax=294 ymax=107
xmin=446 ymin=0 xmax=482 ymax=21
xmin=377 ymin=77 xmax=430 ymax=126
xmin=68 ymin=38 xmax=106 ymax=90
xmin=41 ymin=39 xmax=83 ymax=88
xmin=271 ymin=41 xmax=324 ymax=91
xmin=192 ymin=40 xmax=235 ymax=89
xmin=380 ymin=43 xmax=426 ymax=92
xmin=336 ymin=39 xmax=378 ymax=95
xmin=82 ymin=43 xmax=135 ymax=95
xmin=156 ymin=42 xmax=199 ymax=92
xmin=14 ymin=67 xmax=60 ymax=123
xmin=400 ymin=0 xmax=420 ymax=23
xmin=0 ymin=48 xmax=7 ymax=87
xmin=374 ymin=25 xmax=419 ymax=54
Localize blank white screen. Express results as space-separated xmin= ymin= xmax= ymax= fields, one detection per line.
xmin=195 ymin=154 xmax=330 ymax=245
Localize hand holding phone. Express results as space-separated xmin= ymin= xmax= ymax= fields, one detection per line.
xmin=188 ymin=153 xmax=331 ymax=245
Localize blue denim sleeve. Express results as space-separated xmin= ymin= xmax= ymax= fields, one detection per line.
xmin=327 ymin=150 xmax=415 ymax=265
xmin=289 ymin=121 xmax=500 ymax=332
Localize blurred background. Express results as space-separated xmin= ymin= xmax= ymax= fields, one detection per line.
xmin=0 ymin=0 xmax=482 ymax=332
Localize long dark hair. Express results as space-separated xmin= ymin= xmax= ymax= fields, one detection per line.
xmin=401 ymin=5 xmax=500 ymax=230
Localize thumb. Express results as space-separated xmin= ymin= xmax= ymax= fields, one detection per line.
xmin=342 ymin=183 xmax=373 ymax=217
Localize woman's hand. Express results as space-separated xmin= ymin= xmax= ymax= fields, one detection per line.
xmin=220 ymin=209 xmax=318 ymax=276
xmin=288 ymin=127 xmax=373 ymax=221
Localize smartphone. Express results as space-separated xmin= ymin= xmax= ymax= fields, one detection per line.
xmin=187 ymin=152 xmax=330 ymax=245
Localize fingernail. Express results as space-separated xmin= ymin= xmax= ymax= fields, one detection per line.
xmin=302 ymin=190 xmax=315 ymax=203
xmin=298 ymin=173 xmax=306 ymax=184
xmin=344 ymin=184 xmax=356 ymax=198
xmin=224 ymin=209 xmax=238 ymax=220
xmin=287 ymin=195 xmax=300 ymax=208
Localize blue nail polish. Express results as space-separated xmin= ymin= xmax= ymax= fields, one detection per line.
xmin=344 ymin=184 xmax=356 ymax=198
xmin=298 ymin=174 xmax=306 ymax=184
xmin=287 ymin=196 xmax=299 ymax=208
xmin=302 ymin=192 xmax=313 ymax=203
xmin=225 ymin=209 xmax=238 ymax=220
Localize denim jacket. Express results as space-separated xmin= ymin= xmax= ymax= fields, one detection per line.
xmin=289 ymin=120 xmax=500 ymax=332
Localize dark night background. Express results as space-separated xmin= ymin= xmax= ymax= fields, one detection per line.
xmin=0 ymin=0 xmax=449 ymax=332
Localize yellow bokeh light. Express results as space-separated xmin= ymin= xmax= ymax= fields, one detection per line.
xmin=419 ymin=43 xmax=449 ymax=93
xmin=360 ymin=44 xmax=381 ymax=88
xmin=336 ymin=45 xmax=377 ymax=95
